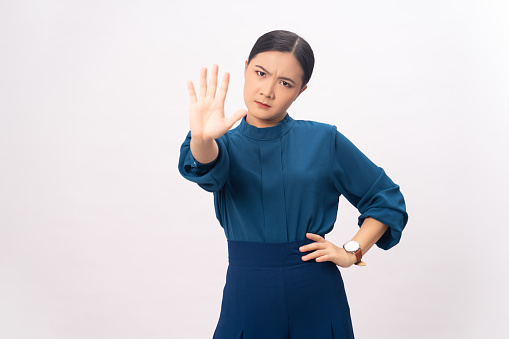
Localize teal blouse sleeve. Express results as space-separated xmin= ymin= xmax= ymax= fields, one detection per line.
xmin=330 ymin=126 xmax=408 ymax=250
xmin=178 ymin=131 xmax=229 ymax=192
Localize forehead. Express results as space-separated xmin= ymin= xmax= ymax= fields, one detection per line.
xmin=249 ymin=51 xmax=303 ymax=78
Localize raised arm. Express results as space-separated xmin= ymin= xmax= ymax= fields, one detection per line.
xmin=187 ymin=65 xmax=247 ymax=164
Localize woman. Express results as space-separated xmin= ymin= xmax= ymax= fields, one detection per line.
xmin=178 ymin=30 xmax=408 ymax=339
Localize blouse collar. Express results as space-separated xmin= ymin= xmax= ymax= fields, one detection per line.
xmin=238 ymin=113 xmax=295 ymax=140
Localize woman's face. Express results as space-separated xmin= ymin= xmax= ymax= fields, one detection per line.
xmin=243 ymin=51 xmax=307 ymax=128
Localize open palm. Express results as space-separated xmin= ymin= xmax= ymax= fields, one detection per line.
xmin=187 ymin=65 xmax=247 ymax=141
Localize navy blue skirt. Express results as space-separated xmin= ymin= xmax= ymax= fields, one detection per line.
xmin=213 ymin=237 xmax=355 ymax=339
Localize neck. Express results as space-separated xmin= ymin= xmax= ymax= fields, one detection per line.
xmin=245 ymin=113 xmax=287 ymax=128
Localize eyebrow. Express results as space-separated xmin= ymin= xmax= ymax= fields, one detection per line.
xmin=255 ymin=65 xmax=296 ymax=85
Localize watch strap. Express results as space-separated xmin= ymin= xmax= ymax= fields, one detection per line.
xmin=343 ymin=241 xmax=366 ymax=266
xmin=353 ymin=247 xmax=366 ymax=266
xmin=354 ymin=248 xmax=363 ymax=264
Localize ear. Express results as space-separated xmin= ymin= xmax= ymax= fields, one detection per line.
xmin=294 ymin=85 xmax=308 ymax=101
xmin=244 ymin=60 xmax=248 ymax=71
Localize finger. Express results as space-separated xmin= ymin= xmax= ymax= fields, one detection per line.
xmin=224 ymin=109 xmax=247 ymax=129
xmin=299 ymin=242 xmax=326 ymax=252
xmin=216 ymin=72 xmax=230 ymax=103
xmin=306 ymin=233 xmax=326 ymax=242
xmin=315 ymin=254 xmax=330 ymax=262
xmin=187 ymin=80 xmax=197 ymax=103
xmin=208 ymin=64 xmax=218 ymax=98
xmin=199 ymin=67 xmax=207 ymax=98
xmin=301 ymin=249 xmax=327 ymax=261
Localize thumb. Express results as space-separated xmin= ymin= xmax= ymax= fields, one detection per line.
xmin=224 ymin=109 xmax=248 ymax=129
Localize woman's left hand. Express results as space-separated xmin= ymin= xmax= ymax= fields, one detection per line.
xmin=299 ymin=233 xmax=357 ymax=268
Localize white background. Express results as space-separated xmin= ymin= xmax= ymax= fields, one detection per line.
xmin=1 ymin=1 xmax=508 ymax=338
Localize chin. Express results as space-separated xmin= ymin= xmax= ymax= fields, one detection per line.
xmin=248 ymin=112 xmax=285 ymax=125
xmin=247 ymin=103 xmax=287 ymax=121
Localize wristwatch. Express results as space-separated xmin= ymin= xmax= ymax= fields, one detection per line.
xmin=343 ymin=240 xmax=366 ymax=266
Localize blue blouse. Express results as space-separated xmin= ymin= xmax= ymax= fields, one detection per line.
xmin=178 ymin=113 xmax=407 ymax=250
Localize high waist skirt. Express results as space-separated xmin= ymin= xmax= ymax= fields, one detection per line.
xmin=213 ymin=237 xmax=355 ymax=339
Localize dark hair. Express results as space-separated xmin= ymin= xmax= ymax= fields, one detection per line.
xmin=247 ymin=30 xmax=315 ymax=88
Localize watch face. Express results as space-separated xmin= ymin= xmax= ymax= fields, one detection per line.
xmin=344 ymin=241 xmax=360 ymax=252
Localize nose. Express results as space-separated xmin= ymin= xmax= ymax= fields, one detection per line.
xmin=260 ymin=80 xmax=275 ymax=99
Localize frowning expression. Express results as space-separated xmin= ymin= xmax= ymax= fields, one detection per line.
xmin=243 ymin=51 xmax=307 ymax=127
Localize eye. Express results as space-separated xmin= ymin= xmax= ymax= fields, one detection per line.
xmin=256 ymin=70 xmax=266 ymax=77
xmin=281 ymin=81 xmax=291 ymax=88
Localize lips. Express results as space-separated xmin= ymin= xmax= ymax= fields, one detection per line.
xmin=255 ymin=101 xmax=271 ymax=108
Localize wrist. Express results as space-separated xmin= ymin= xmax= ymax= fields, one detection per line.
xmin=343 ymin=249 xmax=357 ymax=266
xmin=190 ymin=137 xmax=219 ymax=164
xmin=343 ymin=240 xmax=366 ymax=266
xmin=191 ymin=135 xmax=215 ymax=144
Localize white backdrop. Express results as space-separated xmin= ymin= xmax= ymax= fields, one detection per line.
xmin=1 ymin=1 xmax=508 ymax=338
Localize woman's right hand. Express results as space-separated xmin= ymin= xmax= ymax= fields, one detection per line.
xmin=187 ymin=65 xmax=247 ymax=142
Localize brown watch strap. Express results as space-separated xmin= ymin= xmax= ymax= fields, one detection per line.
xmin=343 ymin=241 xmax=366 ymax=266
xmin=354 ymin=248 xmax=363 ymax=264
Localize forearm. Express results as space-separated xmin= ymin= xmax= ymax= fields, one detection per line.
xmin=190 ymin=137 xmax=219 ymax=164
xmin=351 ymin=217 xmax=388 ymax=256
